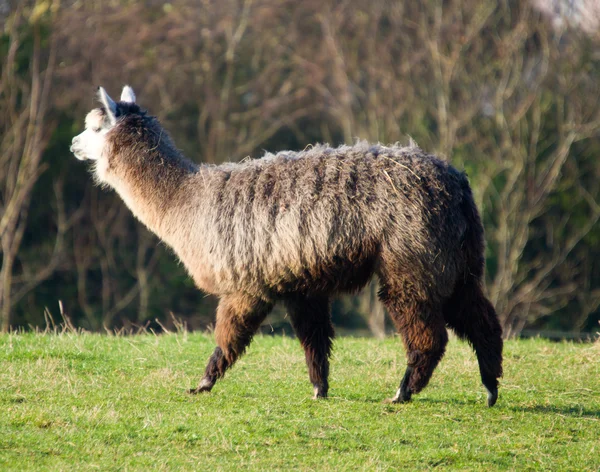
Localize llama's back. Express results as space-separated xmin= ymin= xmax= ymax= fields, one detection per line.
xmin=188 ymin=143 xmax=470 ymax=298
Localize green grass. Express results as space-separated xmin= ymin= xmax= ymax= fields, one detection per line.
xmin=0 ymin=332 xmax=598 ymax=471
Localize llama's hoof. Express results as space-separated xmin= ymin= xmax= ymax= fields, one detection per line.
xmin=486 ymin=388 xmax=498 ymax=407
xmin=312 ymin=385 xmax=328 ymax=400
xmin=385 ymin=387 xmax=412 ymax=404
xmin=188 ymin=378 xmax=214 ymax=394
xmin=384 ymin=396 xmax=411 ymax=404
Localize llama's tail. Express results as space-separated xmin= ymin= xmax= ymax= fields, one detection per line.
xmin=443 ymin=174 xmax=503 ymax=406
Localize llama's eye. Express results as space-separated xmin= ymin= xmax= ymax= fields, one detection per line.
xmin=93 ymin=127 xmax=101 ymax=133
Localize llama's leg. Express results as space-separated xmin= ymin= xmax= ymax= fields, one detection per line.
xmin=380 ymin=287 xmax=448 ymax=403
xmin=444 ymin=279 xmax=503 ymax=407
xmin=284 ymin=295 xmax=334 ymax=399
xmin=190 ymin=294 xmax=273 ymax=394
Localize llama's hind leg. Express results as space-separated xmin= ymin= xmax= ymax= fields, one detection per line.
xmin=444 ymin=279 xmax=503 ymax=407
xmin=380 ymin=288 xmax=448 ymax=403
xmin=284 ymin=295 xmax=334 ymax=399
xmin=190 ymin=294 xmax=273 ymax=394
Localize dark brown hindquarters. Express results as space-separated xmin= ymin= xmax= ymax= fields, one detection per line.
xmin=377 ymin=175 xmax=503 ymax=406
xmin=190 ymin=294 xmax=273 ymax=394
xmin=284 ymin=295 xmax=335 ymax=399
xmin=443 ymin=179 xmax=503 ymax=406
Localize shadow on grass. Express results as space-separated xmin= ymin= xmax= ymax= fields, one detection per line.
xmin=507 ymin=404 xmax=600 ymax=419
xmin=410 ymin=397 xmax=476 ymax=406
xmin=375 ymin=397 xmax=600 ymax=419
xmin=339 ymin=396 xmax=477 ymax=406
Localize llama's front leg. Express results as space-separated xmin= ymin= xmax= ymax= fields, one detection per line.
xmin=190 ymin=294 xmax=273 ymax=394
xmin=191 ymin=346 xmax=226 ymax=393
xmin=284 ymin=295 xmax=334 ymax=399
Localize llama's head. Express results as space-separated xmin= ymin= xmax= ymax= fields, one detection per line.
xmin=70 ymin=85 xmax=139 ymax=179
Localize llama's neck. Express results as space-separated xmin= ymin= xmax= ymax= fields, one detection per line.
xmin=105 ymin=148 xmax=200 ymax=241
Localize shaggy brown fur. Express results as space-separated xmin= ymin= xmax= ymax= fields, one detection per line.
xmin=73 ymin=89 xmax=503 ymax=405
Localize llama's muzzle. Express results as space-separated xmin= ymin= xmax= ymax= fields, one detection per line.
xmin=70 ymin=137 xmax=86 ymax=160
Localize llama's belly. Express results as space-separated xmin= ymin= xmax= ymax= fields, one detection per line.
xmin=264 ymin=252 xmax=378 ymax=296
xmin=190 ymin=242 xmax=379 ymax=298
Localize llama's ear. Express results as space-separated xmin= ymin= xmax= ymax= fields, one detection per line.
xmin=120 ymin=85 xmax=136 ymax=104
xmin=97 ymin=86 xmax=117 ymax=125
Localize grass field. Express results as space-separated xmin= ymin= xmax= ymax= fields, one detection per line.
xmin=0 ymin=331 xmax=598 ymax=471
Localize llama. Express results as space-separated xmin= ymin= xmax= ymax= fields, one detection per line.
xmin=70 ymin=86 xmax=503 ymax=406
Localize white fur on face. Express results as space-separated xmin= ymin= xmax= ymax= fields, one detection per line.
xmin=70 ymin=108 xmax=113 ymax=182
xmin=70 ymin=109 xmax=111 ymax=162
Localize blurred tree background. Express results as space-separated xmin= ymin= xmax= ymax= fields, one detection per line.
xmin=1 ymin=0 xmax=599 ymax=336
